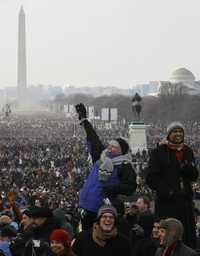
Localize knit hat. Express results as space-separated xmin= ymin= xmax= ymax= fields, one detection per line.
xmin=166 ymin=122 xmax=185 ymax=138
xmin=159 ymin=218 xmax=183 ymax=245
xmin=97 ymin=204 xmax=118 ymax=220
xmin=115 ymin=138 xmax=129 ymax=154
xmin=50 ymin=229 xmax=71 ymax=247
xmin=28 ymin=206 xmax=53 ymax=218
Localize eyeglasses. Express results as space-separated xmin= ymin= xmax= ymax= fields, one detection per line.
xmin=101 ymin=214 xmax=115 ymax=220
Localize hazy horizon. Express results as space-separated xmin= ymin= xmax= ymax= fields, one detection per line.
xmin=0 ymin=0 xmax=200 ymax=89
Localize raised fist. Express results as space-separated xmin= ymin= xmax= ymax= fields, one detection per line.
xmin=75 ymin=103 xmax=87 ymax=120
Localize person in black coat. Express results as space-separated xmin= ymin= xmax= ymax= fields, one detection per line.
xmin=130 ymin=196 xmax=155 ymax=256
xmin=75 ymin=103 xmax=137 ymax=230
xmin=146 ymin=122 xmax=199 ymax=249
xmin=72 ymin=204 xmax=131 ymax=256
xmin=22 ymin=206 xmax=60 ymax=256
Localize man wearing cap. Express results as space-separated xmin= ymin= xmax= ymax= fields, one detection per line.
xmin=75 ymin=103 xmax=137 ymax=230
xmin=22 ymin=206 xmax=59 ymax=256
xmin=72 ymin=204 xmax=131 ymax=256
xmin=146 ymin=121 xmax=198 ymax=249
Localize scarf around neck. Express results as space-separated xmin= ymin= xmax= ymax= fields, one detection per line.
xmin=92 ymin=222 xmax=117 ymax=247
xmin=97 ymin=150 xmax=132 ymax=182
xmin=167 ymin=141 xmax=185 ymax=151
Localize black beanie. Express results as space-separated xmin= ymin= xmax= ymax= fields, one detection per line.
xmin=28 ymin=207 xmax=53 ymax=218
xmin=116 ymin=138 xmax=129 ymax=155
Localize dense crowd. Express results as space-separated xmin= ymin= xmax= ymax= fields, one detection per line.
xmin=0 ymin=112 xmax=199 ymax=255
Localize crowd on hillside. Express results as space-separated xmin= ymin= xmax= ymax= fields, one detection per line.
xmin=0 ymin=113 xmax=199 ymax=255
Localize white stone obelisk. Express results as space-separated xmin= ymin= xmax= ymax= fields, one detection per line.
xmin=17 ymin=6 xmax=27 ymax=104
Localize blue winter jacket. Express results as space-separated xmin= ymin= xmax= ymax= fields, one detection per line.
xmin=79 ymin=163 xmax=119 ymax=213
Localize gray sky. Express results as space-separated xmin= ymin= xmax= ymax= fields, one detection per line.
xmin=0 ymin=0 xmax=199 ymax=88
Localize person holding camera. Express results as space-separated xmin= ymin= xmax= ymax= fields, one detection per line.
xmin=75 ymin=103 xmax=137 ymax=230
xmin=146 ymin=122 xmax=199 ymax=249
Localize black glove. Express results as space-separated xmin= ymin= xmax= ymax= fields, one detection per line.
xmin=132 ymin=224 xmax=144 ymax=237
xmin=179 ymin=160 xmax=197 ymax=178
xmin=75 ymin=103 xmax=87 ymax=120
xmin=103 ymin=186 xmax=118 ymax=197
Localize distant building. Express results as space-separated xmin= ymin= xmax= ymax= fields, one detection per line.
xmin=63 ymin=86 xmax=130 ymax=97
xmin=131 ymin=68 xmax=200 ymax=97
xmin=130 ymin=82 xmax=159 ymax=96
xmin=159 ymin=68 xmax=200 ymax=95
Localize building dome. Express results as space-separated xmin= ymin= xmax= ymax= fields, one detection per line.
xmin=170 ymin=68 xmax=195 ymax=83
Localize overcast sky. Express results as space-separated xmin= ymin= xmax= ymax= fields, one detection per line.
xmin=0 ymin=0 xmax=199 ymax=88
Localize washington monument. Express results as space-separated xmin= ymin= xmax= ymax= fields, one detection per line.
xmin=17 ymin=6 xmax=27 ymax=103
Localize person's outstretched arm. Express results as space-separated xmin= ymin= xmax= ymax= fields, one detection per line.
xmin=75 ymin=103 xmax=104 ymax=163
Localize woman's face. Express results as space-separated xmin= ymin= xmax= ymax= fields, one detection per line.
xmin=50 ymin=240 xmax=65 ymax=255
xmin=21 ymin=213 xmax=32 ymax=229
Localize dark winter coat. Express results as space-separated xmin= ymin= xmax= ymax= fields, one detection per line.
xmin=146 ymin=144 xmax=198 ymax=248
xmin=132 ymin=238 xmax=158 ymax=256
xmin=155 ymin=241 xmax=198 ymax=256
xmin=23 ymin=217 xmax=59 ymax=256
xmin=72 ymin=228 xmax=131 ymax=256
xmin=131 ymin=210 xmax=155 ymax=256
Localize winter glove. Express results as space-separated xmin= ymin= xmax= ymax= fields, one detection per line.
xmin=179 ymin=161 xmax=196 ymax=178
xmin=75 ymin=103 xmax=87 ymax=120
xmin=103 ymin=186 xmax=118 ymax=197
xmin=132 ymin=224 xmax=144 ymax=237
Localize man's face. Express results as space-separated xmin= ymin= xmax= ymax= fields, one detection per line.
xmin=107 ymin=141 xmax=122 ymax=157
xmin=99 ymin=213 xmax=115 ymax=232
xmin=136 ymin=198 xmax=148 ymax=212
xmin=168 ymin=128 xmax=184 ymax=144
xmin=152 ymin=222 xmax=160 ymax=239
xmin=50 ymin=241 xmax=65 ymax=255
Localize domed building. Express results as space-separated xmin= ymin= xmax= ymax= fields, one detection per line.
xmin=159 ymin=67 xmax=200 ymax=95
xmin=170 ymin=68 xmax=195 ymax=83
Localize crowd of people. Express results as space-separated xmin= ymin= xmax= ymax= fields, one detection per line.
xmin=0 ymin=109 xmax=198 ymax=255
